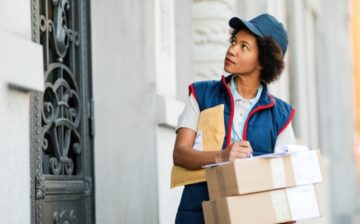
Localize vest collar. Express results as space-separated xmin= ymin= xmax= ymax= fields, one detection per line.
xmin=220 ymin=74 xmax=275 ymax=107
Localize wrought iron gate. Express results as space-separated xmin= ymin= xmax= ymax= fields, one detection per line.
xmin=30 ymin=0 xmax=95 ymax=223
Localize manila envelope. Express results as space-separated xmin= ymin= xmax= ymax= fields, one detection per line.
xmin=171 ymin=104 xmax=225 ymax=188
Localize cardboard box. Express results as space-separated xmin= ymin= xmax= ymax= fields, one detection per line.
xmin=202 ymin=184 xmax=321 ymax=224
xmin=206 ymin=150 xmax=323 ymax=200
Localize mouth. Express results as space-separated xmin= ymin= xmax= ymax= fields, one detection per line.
xmin=225 ymin=57 xmax=235 ymax=65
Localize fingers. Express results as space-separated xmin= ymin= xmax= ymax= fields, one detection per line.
xmin=232 ymin=141 xmax=253 ymax=154
xmin=227 ymin=141 xmax=253 ymax=160
xmin=235 ymin=141 xmax=252 ymax=148
xmin=228 ymin=150 xmax=249 ymax=160
xmin=223 ymin=141 xmax=253 ymax=162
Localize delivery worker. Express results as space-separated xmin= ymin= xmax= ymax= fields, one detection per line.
xmin=173 ymin=13 xmax=296 ymax=224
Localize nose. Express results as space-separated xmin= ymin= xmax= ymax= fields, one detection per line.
xmin=227 ymin=45 xmax=237 ymax=56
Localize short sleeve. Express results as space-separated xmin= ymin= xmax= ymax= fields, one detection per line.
xmin=176 ymin=93 xmax=200 ymax=133
xmin=275 ymin=122 xmax=296 ymax=146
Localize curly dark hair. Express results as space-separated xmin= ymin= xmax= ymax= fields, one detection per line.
xmin=229 ymin=28 xmax=285 ymax=84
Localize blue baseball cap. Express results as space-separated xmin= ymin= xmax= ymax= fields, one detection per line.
xmin=229 ymin=13 xmax=288 ymax=55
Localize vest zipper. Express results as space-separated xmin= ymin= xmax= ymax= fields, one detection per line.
xmin=221 ymin=76 xmax=235 ymax=148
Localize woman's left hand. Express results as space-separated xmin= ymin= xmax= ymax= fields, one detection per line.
xmin=235 ymin=140 xmax=253 ymax=158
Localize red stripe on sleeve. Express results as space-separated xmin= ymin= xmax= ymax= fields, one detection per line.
xmin=278 ymin=108 xmax=296 ymax=136
xmin=188 ymin=84 xmax=198 ymax=103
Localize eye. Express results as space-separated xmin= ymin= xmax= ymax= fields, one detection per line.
xmin=241 ymin=44 xmax=248 ymax=50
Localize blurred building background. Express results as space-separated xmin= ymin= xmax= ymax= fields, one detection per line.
xmin=0 ymin=0 xmax=359 ymax=223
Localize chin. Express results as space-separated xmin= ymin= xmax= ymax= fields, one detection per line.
xmin=224 ymin=66 xmax=231 ymax=74
xmin=224 ymin=68 xmax=237 ymax=75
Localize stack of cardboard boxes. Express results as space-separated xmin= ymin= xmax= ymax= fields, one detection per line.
xmin=202 ymin=149 xmax=324 ymax=224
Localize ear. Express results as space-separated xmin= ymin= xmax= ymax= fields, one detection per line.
xmin=257 ymin=64 xmax=262 ymax=70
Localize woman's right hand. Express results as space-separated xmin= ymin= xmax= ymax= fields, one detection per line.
xmin=173 ymin=128 xmax=253 ymax=169
xmin=217 ymin=141 xmax=253 ymax=162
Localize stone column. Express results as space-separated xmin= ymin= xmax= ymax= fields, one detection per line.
xmin=0 ymin=1 xmax=44 ymax=223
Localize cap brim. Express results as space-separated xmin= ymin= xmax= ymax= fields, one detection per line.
xmin=229 ymin=17 xmax=264 ymax=37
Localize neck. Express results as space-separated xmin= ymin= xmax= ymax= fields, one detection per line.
xmin=233 ymin=75 xmax=261 ymax=99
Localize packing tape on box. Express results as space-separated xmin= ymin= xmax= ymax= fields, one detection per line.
xmin=290 ymin=151 xmax=323 ymax=185
xmin=271 ymin=190 xmax=291 ymax=222
xmin=286 ymin=185 xmax=320 ymax=220
xmin=270 ymin=157 xmax=287 ymax=188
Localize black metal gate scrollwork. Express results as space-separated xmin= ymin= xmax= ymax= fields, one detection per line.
xmin=31 ymin=0 xmax=95 ymax=223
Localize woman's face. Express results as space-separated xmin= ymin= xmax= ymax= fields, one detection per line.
xmin=224 ymin=29 xmax=260 ymax=77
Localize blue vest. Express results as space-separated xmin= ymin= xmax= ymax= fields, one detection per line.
xmin=175 ymin=75 xmax=295 ymax=224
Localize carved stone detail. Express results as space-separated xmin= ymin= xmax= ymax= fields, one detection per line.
xmin=53 ymin=208 xmax=76 ymax=224
xmin=84 ymin=177 xmax=93 ymax=196
xmin=192 ymin=0 xmax=236 ymax=80
xmin=45 ymin=180 xmax=85 ymax=195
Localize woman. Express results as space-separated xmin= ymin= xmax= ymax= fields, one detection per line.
xmin=173 ymin=14 xmax=296 ymax=224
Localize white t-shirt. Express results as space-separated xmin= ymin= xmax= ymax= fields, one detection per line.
xmin=176 ymin=78 xmax=296 ymax=146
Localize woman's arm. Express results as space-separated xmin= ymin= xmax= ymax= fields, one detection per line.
xmin=173 ymin=128 xmax=220 ymax=170
xmin=173 ymin=127 xmax=253 ymax=170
